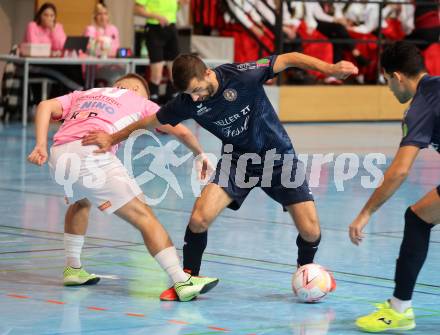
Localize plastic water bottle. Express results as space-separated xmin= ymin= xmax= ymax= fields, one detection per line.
xmin=140 ymin=40 xmax=148 ymax=58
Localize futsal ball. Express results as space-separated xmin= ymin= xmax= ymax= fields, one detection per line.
xmin=292 ymin=264 xmax=336 ymax=303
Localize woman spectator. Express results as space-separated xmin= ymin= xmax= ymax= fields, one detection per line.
xmin=21 ymin=2 xmax=82 ymax=105
xmin=24 ymin=2 xmax=66 ymax=56
xmin=84 ymin=1 xmax=120 ymax=58
xmin=84 ymin=1 xmax=124 ymax=86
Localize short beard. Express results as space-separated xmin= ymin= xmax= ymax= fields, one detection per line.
xmin=397 ymin=91 xmax=412 ymax=104
xmin=207 ymin=83 xmax=215 ymax=97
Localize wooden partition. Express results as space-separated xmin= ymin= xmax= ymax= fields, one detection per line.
xmin=279 ymin=85 xmax=409 ymax=122
xmin=36 ymin=0 xmax=97 ymax=35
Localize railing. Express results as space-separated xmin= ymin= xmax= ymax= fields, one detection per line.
xmin=221 ymin=0 xmax=439 ymax=83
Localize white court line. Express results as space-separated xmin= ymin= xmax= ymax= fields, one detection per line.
xmin=94 ymin=274 xmax=120 ymax=280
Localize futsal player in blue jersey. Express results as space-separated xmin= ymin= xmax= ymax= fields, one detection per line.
xmin=82 ymin=51 xmax=358 ymax=300
xmin=348 ymin=41 xmax=440 ymax=332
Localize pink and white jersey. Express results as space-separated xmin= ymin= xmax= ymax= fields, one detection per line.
xmin=53 ymin=87 xmax=159 ymax=153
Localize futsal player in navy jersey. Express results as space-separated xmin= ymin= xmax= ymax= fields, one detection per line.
xmin=83 ymin=51 xmax=358 ymax=300
xmin=349 ymin=41 xmax=440 ymax=332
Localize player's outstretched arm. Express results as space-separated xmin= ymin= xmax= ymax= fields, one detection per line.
xmin=27 ymin=99 xmax=63 ymax=166
xmin=158 ymin=123 xmax=203 ymax=156
xmin=349 ymin=145 xmax=420 ymax=245
xmin=273 ymin=52 xmax=359 ymax=80
xmin=82 ymin=114 xmax=161 ymax=153
xmin=158 ymin=123 xmax=214 ymax=180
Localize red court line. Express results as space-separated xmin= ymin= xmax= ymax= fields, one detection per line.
xmin=88 ymin=306 xmax=108 ymax=311
xmin=6 ymin=294 xmax=30 ymax=299
xmin=168 ymin=319 xmax=190 ymax=325
xmin=208 ymin=326 xmax=230 ymax=332
xmin=5 ymin=293 xmax=236 ymax=333
xmin=126 ymin=313 xmax=145 ymax=318
xmin=46 ymin=299 xmax=65 ymax=305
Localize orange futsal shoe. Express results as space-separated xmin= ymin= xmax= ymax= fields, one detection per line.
xmin=160 ymin=269 xmax=192 ymax=301
xmin=160 ymin=286 xmax=179 ymax=301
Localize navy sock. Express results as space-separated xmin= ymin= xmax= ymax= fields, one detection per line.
xmin=394 ymin=207 xmax=434 ymax=300
xmin=296 ymin=234 xmax=321 ymax=266
xmin=182 ymin=226 xmax=207 ymax=276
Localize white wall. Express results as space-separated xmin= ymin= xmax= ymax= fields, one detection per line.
xmin=106 ymin=0 xmax=134 ymax=48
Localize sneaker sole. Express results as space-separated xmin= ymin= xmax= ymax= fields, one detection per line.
xmin=175 ymin=279 xmax=220 ymax=302
xmin=357 ymin=322 xmax=416 ymax=333
xmin=200 ymin=278 xmax=219 ymax=294
xmin=64 ymin=277 xmax=100 ymax=286
xmin=160 ymin=295 xmax=180 ymax=302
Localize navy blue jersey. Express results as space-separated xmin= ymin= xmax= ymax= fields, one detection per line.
xmin=400 ymin=75 xmax=440 ymax=153
xmin=156 ymin=55 xmax=294 ymax=158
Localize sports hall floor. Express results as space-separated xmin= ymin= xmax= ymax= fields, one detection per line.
xmin=0 ymin=121 xmax=439 ymax=334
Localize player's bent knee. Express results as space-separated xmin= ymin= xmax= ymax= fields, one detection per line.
xmin=75 ymin=199 xmax=92 ymax=210
xmin=301 ymin=223 xmax=321 ymax=242
xmin=189 ymin=211 xmax=210 ymax=233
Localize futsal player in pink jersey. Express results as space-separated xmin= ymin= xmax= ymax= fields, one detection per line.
xmin=27 ymin=73 xmax=218 ymax=301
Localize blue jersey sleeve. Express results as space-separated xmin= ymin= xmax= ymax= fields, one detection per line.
xmin=419 ymin=76 xmax=440 ymax=117
xmin=156 ymin=96 xmax=191 ymax=126
xmin=400 ymin=99 xmax=435 ymax=149
xmin=235 ymin=55 xmax=278 ymax=86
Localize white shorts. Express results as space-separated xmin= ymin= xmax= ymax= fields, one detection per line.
xmin=49 ymin=140 xmax=142 ymax=214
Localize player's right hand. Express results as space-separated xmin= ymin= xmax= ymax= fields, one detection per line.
xmin=349 ymin=212 xmax=370 ymax=246
xmin=331 ymin=61 xmax=359 ymax=79
xmin=196 ymin=153 xmax=215 ymax=182
xmin=82 ymin=130 xmax=113 ymax=153
xmin=27 ymin=146 xmax=48 ymax=166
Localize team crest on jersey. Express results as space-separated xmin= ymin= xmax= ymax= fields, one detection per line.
xmin=223 ymin=88 xmax=237 ymax=102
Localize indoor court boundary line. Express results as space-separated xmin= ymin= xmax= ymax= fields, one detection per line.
xmin=5 ymin=291 xmax=439 ymax=335
xmin=2 ymin=187 xmax=438 ymax=241
xmin=0 ymin=228 xmax=143 ymax=248
xmin=0 ymin=243 xmax=139 ymax=255
xmin=3 ymin=293 xmax=238 ymax=334
xmin=1 ymin=224 xmax=440 ymax=290
xmin=204 ymin=259 xmax=440 ymax=298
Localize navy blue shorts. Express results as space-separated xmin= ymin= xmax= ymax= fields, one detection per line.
xmin=212 ymin=155 xmax=314 ymax=211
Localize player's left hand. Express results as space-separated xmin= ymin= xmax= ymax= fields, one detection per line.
xmin=349 ymin=212 xmax=370 ymax=246
xmin=27 ymin=145 xmax=48 ymax=166
xmin=82 ymin=130 xmax=113 ymax=153
xmin=195 ymin=154 xmax=214 ymax=182
xmin=331 ymin=61 xmax=359 ymax=80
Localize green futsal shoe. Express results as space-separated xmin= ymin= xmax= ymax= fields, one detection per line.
xmin=356 ymin=300 xmax=416 ymax=332
xmin=174 ymin=276 xmax=219 ymax=302
xmin=63 ymin=266 xmax=100 ymax=286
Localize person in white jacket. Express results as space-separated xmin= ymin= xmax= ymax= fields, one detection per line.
xmin=305 ymin=1 xmax=367 ymax=65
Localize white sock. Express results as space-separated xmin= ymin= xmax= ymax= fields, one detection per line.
xmin=64 ymin=233 xmax=84 ymax=268
xmin=154 ymin=246 xmax=190 ymax=284
xmin=390 ymin=296 xmax=412 ymax=313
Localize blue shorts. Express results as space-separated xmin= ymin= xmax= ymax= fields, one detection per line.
xmin=212 ymin=155 xmax=314 ymax=211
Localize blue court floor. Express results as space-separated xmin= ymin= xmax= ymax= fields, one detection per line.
xmin=0 ymin=122 xmax=439 ymax=335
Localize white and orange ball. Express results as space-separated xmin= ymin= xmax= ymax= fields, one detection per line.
xmin=292 ymin=264 xmax=336 ymax=303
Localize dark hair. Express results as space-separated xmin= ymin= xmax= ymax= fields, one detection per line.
xmin=381 ymin=41 xmax=426 ymax=77
xmin=113 ymin=73 xmax=150 ymax=96
xmin=35 ymin=2 xmax=57 ymax=26
xmin=172 ymin=54 xmax=208 ymax=92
